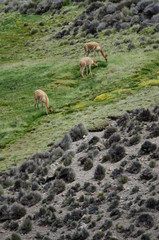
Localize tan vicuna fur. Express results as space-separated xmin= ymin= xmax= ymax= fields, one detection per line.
xmin=84 ymin=42 xmax=108 ymax=62
xmin=34 ymin=89 xmax=52 ymax=115
xmin=79 ymin=57 xmax=98 ymax=78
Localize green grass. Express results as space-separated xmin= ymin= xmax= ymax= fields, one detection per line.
xmin=0 ymin=10 xmax=159 ymax=172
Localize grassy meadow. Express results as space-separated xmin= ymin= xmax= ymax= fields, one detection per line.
xmin=0 ymin=9 xmax=159 ymax=172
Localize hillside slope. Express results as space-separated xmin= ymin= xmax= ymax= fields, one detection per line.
xmin=0 ymin=105 xmax=159 ymax=240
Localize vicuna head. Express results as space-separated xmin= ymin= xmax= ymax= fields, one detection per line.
xmin=49 ymin=107 xmax=53 ymax=113
xmin=93 ymin=62 xmax=98 ymax=67
xmin=105 ymin=55 xmax=108 ymax=62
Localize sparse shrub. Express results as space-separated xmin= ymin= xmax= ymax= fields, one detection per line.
xmin=3 ymin=220 xmax=19 ymax=231
xmin=57 ymin=167 xmax=76 ymax=183
xmin=77 ymin=142 xmax=89 ymax=153
xmin=20 ymin=216 xmax=32 ymax=234
xmin=94 ymin=164 xmax=105 ymax=181
xmin=83 ymin=182 xmax=96 ymax=193
xmin=92 ymin=231 xmax=104 ymax=240
xmin=101 ymin=219 xmax=112 ymax=231
xmin=20 ymin=191 xmax=41 ymax=207
xmin=128 ymin=135 xmax=141 ymax=146
xmin=130 ymin=186 xmax=139 ymax=195
xmin=51 ymin=147 xmax=64 ymax=162
xmin=136 ymin=214 xmax=154 ymax=229
xmin=108 ymin=144 xmax=126 ymax=163
xmin=139 ymin=141 xmax=157 ymax=155
xmin=149 ymin=160 xmax=156 ymax=168
xmin=89 ymin=136 xmax=100 ymax=145
xmin=0 ymin=184 xmax=4 ymax=196
xmin=103 ymin=127 xmax=117 ymax=139
xmin=109 ymin=133 xmax=121 ymax=145
xmin=42 ymin=193 xmax=55 ymax=204
xmin=83 ymin=158 xmax=93 ymax=171
xmin=31 ymin=181 xmax=40 ymax=191
xmin=50 ymin=179 xmax=66 ymax=194
xmin=126 ymin=161 xmax=141 ymax=174
xmin=30 ymin=28 xmax=38 ymax=35
xmin=71 ymin=228 xmax=89 ymax=240
xmin=59 ymin=134 xmax=72 ymax=151
xmin=61 ymin=150 xmax=75 ymax=166
xmin=118 ymin=175 xmax=128 ymax=184
xmin=11 ymin=233 xmax=21 ymax=240
xmin=102 ymin=154 xmax=111 ymax=163
xmin=116 ymin=223 xmax=124 ymax=233
xmin=69 ymin=124 xmax=88 ymax=141
xmin=97 ymin=192 xmax=105 ymax=201
xmin=140 ymin=168 xmax=154 ymax=180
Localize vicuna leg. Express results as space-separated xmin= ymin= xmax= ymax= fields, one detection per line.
xmin=86 ymin=66 xmax=89 ymax=75
xmin=34 ymin=99 xmax=37 ymax=111
xmin=41 ymin=103 xmax=43 ymax=112
xmin=45 ymin=104 xmax=48 ymax=115
xmin=98 ymin=51 xmax=101 ymax=61
xmin=89 ymin=64 xmax=92 ymax=74
xmin=80 ymin=66 xmax=84 ymax=78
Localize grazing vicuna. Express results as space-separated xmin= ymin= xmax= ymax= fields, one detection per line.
xmin=34 ymin=89 xmax=52 ymax=115
xmin=79 ymin=57 xmax=98 ymax=78
xmin=84 ymin=42 xmax=108 ymax=62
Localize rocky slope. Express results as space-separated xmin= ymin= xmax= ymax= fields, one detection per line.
xmin=0 ymin=105 xmax=159 ymax=240
xmin=1 ymin=0 xmax=159 ymax=37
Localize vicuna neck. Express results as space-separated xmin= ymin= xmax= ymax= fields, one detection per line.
xmin=100 ymin=48 xmax=105 ymax=58
xmin=45 ymin=96 xmax=49 ymax=109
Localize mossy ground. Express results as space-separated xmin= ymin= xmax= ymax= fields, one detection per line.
xmin=0 ymin=9 xmax=159 ymax=172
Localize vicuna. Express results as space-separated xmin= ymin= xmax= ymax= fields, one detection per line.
xmin=34 ymin=89 xmax=52 ymax=115
xmin=84 ymin=42 xmax=108 ymax=62
xmin=79 ymin=57 xmax=98 ymax=78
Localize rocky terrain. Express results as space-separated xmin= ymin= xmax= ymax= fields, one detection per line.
xmin=1 ymin=0 xmax=159 ymax=37
xmin=0 ymin=105 xmax=159 ymax=240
